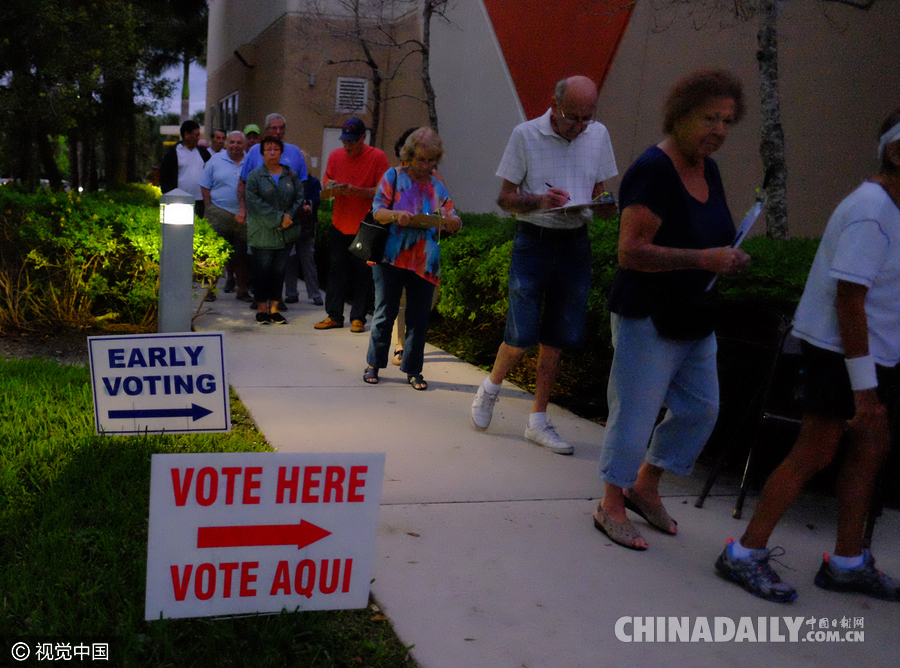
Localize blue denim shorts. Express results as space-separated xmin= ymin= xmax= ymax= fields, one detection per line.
xmin=504 ymin=224 xmax=591 ymax=350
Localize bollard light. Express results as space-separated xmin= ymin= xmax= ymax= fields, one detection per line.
xmin=158 ymin=189 xmax=196 ymax=333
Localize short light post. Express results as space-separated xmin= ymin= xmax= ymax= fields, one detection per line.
xmin=158 ymin=189 xmax=195 ymax=333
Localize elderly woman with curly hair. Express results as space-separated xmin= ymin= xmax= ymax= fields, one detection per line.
xmin=362 ymin=127 xmax=461 ymax=390
xmin=594 ymin=69 xmax=751 ymax=550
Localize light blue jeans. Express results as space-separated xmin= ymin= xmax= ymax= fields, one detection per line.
xmin=599 ymin=314 xmax=719 ymax=489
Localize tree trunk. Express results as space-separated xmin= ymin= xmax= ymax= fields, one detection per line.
xmin=67 ymin=136 xmax=81 ymax=193
xmin=421 ymin=1 xmax=439 ymax=132
xmin=757 ymin=0 xmax=788 ymax=239
xmin=361 ymin=41 xmax=382 ymax=146
xmin=180 ymin=53 xmax=191 ymax=124
xmin=36 ymin=133 xmax=63 ymax=191
xmin=102 ymin=76 xmax=133 ymax=189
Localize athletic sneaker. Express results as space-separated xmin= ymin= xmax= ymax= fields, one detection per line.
xmin=814 ymin=551 xmax=900 ymax=601
xmin=715 ymin=540 xmax=798 ymax=603
xmin=255 ymin=313 xmax=271 ymax=325
xmin=524 ymin=420 xmax=573 ymax=455
xmin=269 ymin=312 xmax=288 ymax=325
xmin=471 ymin=383 xmax=500 ymax=429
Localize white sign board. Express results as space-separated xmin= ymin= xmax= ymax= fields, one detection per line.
xmin=88 ymin=332 xmax=230 ymax=435
xmin=145 ymin=452 xmax=385 ymax=620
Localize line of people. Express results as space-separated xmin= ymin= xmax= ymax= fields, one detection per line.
xmin=165 ymin=70 xmax=900 ymax=604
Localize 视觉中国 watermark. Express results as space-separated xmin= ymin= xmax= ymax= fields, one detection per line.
xmin=615 ymin=616 xmax=864 ymax=643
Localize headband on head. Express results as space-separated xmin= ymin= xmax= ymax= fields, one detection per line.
xmin=878 ymin=121 xmax=900 ymax=162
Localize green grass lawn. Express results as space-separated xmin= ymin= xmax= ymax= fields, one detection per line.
xmin=0 ymin=358 xmax=416 ymax=667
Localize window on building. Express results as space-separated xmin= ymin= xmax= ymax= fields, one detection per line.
xmin=335 ymin=78 xmax=368 ymax=114
xmin=217 ymin=92 xmax=239 ymax=131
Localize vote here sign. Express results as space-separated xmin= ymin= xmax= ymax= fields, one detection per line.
xmin=145 ymin=452 xmax=385 ymax=620
xmin=88 ymin=332 xmax=229 ymax=435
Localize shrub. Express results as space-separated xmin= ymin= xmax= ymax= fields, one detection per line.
xmin=432 ymin=212 xmax=820 ymax=416
xmin=0 ymin=188 xmax=230 ymax=333
xmin=718 ymin=235 xmax=820 ymax=312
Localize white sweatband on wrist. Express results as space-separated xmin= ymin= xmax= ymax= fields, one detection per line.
xmin=878 ymin=121 xmax=900 ymax=161
xmin=845 ymin=355 xmax=878 ymax=391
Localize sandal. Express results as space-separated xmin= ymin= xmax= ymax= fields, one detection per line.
xmin=407 ymin=374 xmax=427 ymax=391
xmin=363 ymin=366 xmax=379 ymax=384
xmin=623 ymin=493 xmax=678 ymax=535
xmin=592 ymin=501 xmax=647 ymax=551
xmin=392 ymin=347 xmax=403 ymax=366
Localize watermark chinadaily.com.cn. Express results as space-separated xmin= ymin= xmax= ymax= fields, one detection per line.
xmin=615 ymin=616 xmax=865 ymax=643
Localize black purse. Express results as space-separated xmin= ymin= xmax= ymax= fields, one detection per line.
xmin=348 ymin=211 xmax=389 ymax=262
xmin=348 ymin=169 xmax=397 ymax=262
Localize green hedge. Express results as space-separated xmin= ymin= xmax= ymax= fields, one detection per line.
xmin=420 ymin=211 xmax=820 ymax=414
xmin=0 ymin=185 xmax=230 ymax=333
xmin=434 ymin=211 xmax=819 ymax=337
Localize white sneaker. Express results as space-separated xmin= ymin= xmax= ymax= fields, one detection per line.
xmin=524 ymin=420 xmax=573 ymax=455
xmin=471 ymin=383 xmax=500 ymax=429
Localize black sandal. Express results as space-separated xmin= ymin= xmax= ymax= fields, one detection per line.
xmin=363 ymin=366 xmax=379 ymax=384
xmin=392 ymin=347 xmax=403 ymax=366
xmin=407 ymin=374 xmax=427 ymax=391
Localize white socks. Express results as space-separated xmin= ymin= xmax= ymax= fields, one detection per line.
xmin=829 ymin=553 xmax=865 ymax=570
xmin=730 ymin=541 xmax=755 ymax=559
xmin=527 ymin=412 xmax=548 ymax=429
xmin=729 ymin=540 xmax=865 ymax=571
xmin=482 ymin=378 xmax=501 ymax=395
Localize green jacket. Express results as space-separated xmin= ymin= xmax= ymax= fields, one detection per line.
xmin=245 ymin=163 xmax=305 ymax=249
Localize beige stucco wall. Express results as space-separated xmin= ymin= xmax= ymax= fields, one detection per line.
xmin=599 ymin=1 xmax=900 ymax=239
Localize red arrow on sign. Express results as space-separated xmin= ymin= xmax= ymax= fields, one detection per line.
xmin=197 ymin=520 xmax=331 ymax=550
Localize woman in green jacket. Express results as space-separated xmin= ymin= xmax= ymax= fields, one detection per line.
xmin=245 ymin=135 xmax=305 ymax=325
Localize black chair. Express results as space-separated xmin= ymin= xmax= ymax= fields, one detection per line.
xmin=695 ymin=305 xmax=793 ymax=517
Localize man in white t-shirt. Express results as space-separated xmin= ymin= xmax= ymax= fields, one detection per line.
xmin=160 ymin=119 xmax=211 ymax=217
xmin=471 ymin=75 xmax=618 ymax=455
xmin=715 ymin=108 xmax=900 ymax=603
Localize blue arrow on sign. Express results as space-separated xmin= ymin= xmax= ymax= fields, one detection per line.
xmin=108 ymin=404 xmax=213 ymax=421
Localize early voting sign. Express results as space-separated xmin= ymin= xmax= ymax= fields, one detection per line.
xmin=145 ymin=452 xmax=385 ymax=620
xmin=88 ymin=332 xmax=229 ymax=435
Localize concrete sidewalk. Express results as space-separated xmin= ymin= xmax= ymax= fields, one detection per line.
xmin=195 ymin=283 xmax=900 ymax=668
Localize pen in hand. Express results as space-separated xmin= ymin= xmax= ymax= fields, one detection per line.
xmin=544 ymin=183 xmax=571 ymax=204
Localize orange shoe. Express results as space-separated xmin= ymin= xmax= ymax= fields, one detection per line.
xmin=350 ymin=319 xmax=365 ymax=333
xmin=314 ymin=317 xmax=343 ymax=330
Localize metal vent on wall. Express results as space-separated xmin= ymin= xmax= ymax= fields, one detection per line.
xmin=335 ymin=78 xmax=368 ymax=114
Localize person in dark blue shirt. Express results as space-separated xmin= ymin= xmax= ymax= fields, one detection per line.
xmin=595 ymin=70 xmax=751 ymax=551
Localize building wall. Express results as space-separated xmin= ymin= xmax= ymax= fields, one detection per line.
xmin=207 ymin=2 xmax=431 ymax=176
xmin=210 ymin=0 xmax=900 ymax=238
xmin=599 ymin=0 xmax=900 ymax=239
xmin=435 ymin=0 xmax=900 ymax=236
xmin=428 ymin=0 xmax=522 ymax=213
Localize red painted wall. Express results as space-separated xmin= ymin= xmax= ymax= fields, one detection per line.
xmin=483 ymin=0 xmax=635 ymax=119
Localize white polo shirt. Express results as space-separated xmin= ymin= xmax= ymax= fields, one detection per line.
xmin=496 ymin=108 xmax=618 ymax=228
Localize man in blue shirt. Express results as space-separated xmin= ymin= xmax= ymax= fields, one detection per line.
xmin=201 ymin=130 xmax=250 ymax=300
xmin=235 ymin=113 xmax=307 ymax=224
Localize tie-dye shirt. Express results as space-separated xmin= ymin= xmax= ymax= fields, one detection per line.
xmin=372 ymin=167 xmax=456 ymax=286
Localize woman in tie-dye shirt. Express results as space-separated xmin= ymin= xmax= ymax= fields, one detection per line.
xmin=363 ymin=127 xmax=462 ymax=390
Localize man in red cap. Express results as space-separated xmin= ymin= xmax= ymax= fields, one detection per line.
xmin=315 ymin=118 xmax=389 ymax=332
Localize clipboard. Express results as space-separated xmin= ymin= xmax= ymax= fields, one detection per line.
xmin=544 ymin=199 xmax=617 ymax=216
xmin=705 ymin=168 xmax=773 ymax=291
xmin=405 ymin=213 xmax=444 ymax=229
xmin=320 ymin=184 xmax=349 ymax=199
